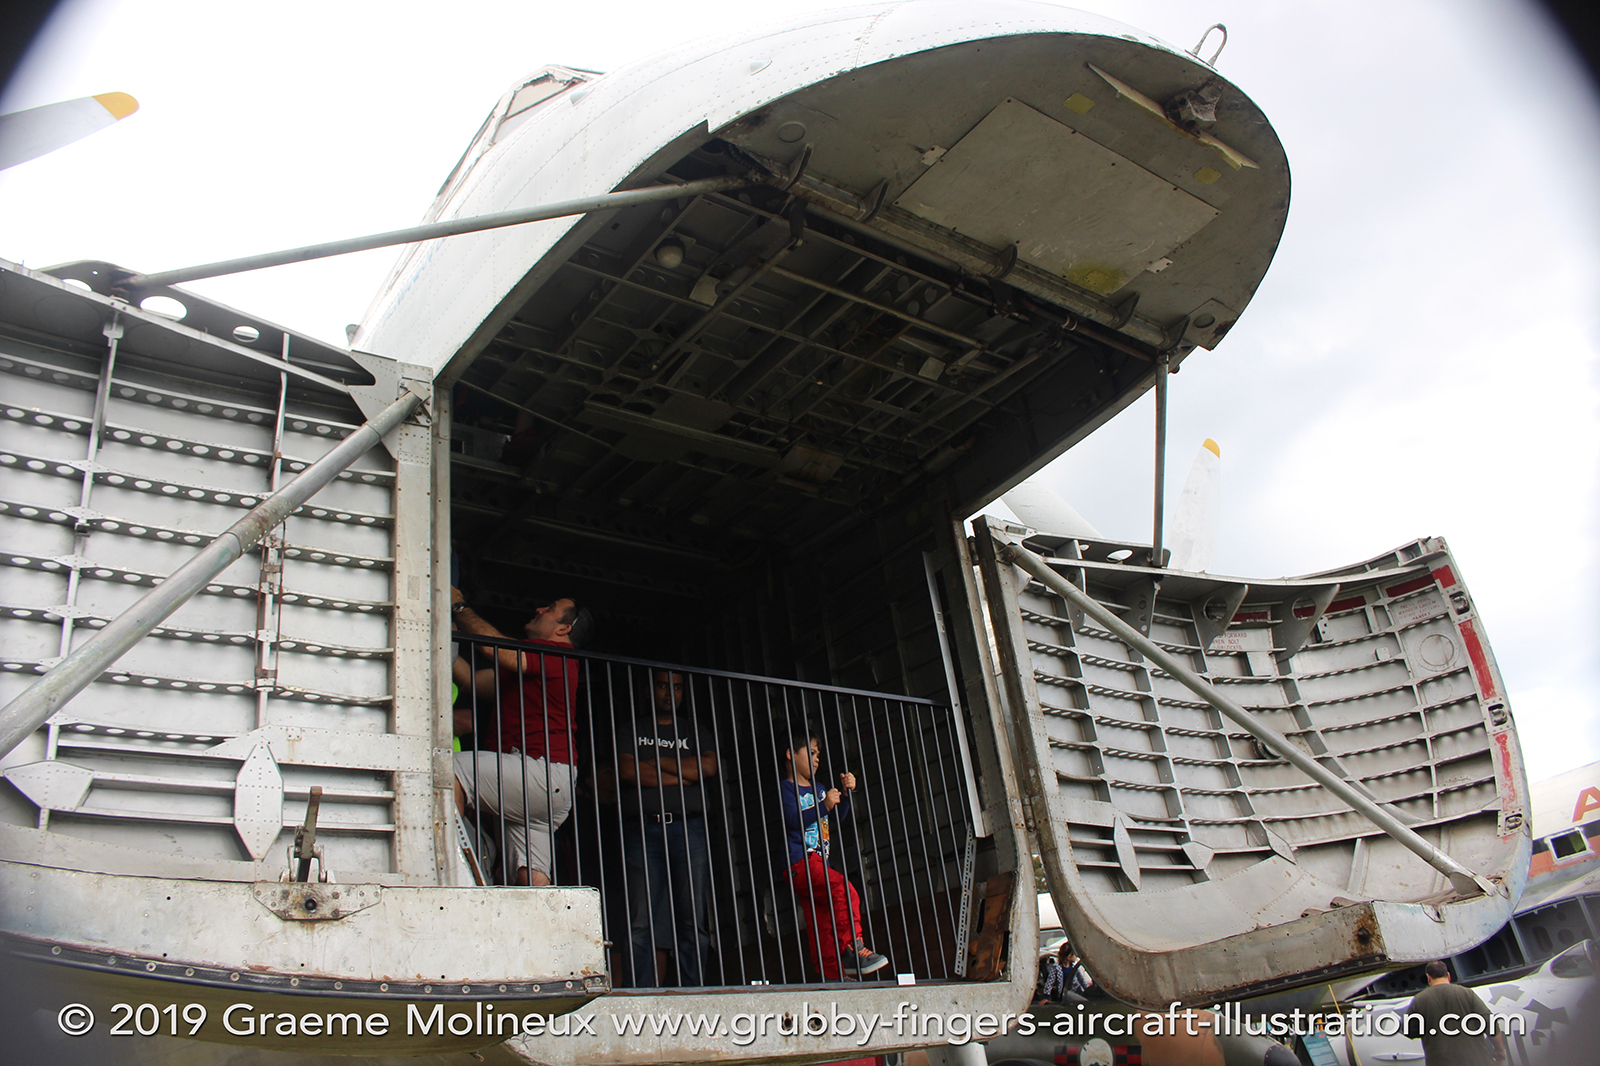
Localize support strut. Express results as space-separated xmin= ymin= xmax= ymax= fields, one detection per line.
xmin=127 ymin=176 xmax=746 ymax=290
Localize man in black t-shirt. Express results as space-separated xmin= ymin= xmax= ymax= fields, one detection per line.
xmin=618 ymin=670 xmax=717 ymax=986
xmin=1404 ymin=961 xmax=1506 ymax=1066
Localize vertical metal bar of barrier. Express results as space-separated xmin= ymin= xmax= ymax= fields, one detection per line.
xmin=584 ymin=659 xmax=607 ymax=973
xmin=541 ymin=648 xmax=552 ymax=885
xmin=691 ymin=672 xmax=730 ymax=986
xmin=653 ymin=665 xmax=681 ymax=983
xmin=923 ymin=701 xmax=968 ymax=978
xmin=778 ymin=687 xmax=813 ymax=978
xmin=812 ymin=690 xmax=845 ymax=980
xmin=570 ymin=656 xmax=582 ymax=890
xmin=625 ymin=665 xmax=658 ymax=986
xmin=739 ymin=681 xmax=777 ymax=979
xmin=462 ymin=637 xmax=478 ymax=879
xmin=864 ymin=695 xmax=916 ymax=977
xmin=845 ymin=695 xmax=889 ymax=975
xmin=774 ymin=686 xmax=818 ymax=980
xmin=720 ymin=675 xmax=760 ymax=986
xmin=836 ymin=692 xmax=885 ymax=976
xmin=675 ymin=668 xmax=703 ymax=985
xmin=882 ymin=697 xmax=920 ymax=976
xmin=749 ymin=679 xmax=787 ymax=982
xmin=489 ymin=650 xmax=502 ymax=881
xmin=895 ymin=699 xmax=945 ymax=977
xmin=514 ymin=649 xmax=527 ymax=885
xmin=825 ymin=691 xmax=870 ymax=979
xmin=605 ymin=662 xmax=632 ymax=985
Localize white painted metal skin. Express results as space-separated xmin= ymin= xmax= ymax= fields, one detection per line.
xmin=354 ymin=0 xmax=1197 ymax=375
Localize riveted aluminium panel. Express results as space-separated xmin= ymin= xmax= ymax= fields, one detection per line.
xmin=894 ymin=98 xmax=1218 ymax=295
xmin=0 ymin=261 xmax=426 ymax=882
xmin=975 ymin=520 xmax=1529 ymax=1006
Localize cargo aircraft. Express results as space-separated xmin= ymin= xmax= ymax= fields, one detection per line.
xmin=0 ymin=4 xmax=1532 ymax=1064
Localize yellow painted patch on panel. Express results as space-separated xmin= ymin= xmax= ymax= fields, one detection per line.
xmin=93 ymin=92 xmax=138 ymax=120
xmin=1203 ymin=438 xmax=1220 ymax=457
xmin=1063 ymin=93 xmax=1094 ymax=115
xmin=1194 ymin=166 xmax=1221 ymax=185
xmin=1065 ymin=265 xmax=1125 ymax=294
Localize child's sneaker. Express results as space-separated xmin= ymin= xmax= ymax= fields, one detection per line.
xmin=843 ymin=940 xmax=888 ymax=976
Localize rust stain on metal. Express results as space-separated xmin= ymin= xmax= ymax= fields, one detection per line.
xmin=1353 ymin=911 xmax=1382 ymax=956
xmin=967 ymin=870 xmax=1015 ymax=981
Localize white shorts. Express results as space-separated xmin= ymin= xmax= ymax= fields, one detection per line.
xmin=454 ymin=750 xmax=574 ymax=880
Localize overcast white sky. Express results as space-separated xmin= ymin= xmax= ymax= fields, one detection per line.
xmin=2 ymin=0 xmax=1597 ymax=785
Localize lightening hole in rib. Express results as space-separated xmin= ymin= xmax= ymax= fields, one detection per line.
xmin=138 ymin=296 xmax=188 ymax=320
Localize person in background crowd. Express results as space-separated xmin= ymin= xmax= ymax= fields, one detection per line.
xmin=618 ymin=669 xmax=717 ymax=986
xmin=1055 ymin=941 xmax=1098 ymax=1001
xmin=779 ymin=724 xmax=887 ymax=980
xmin=1035 ymin=945 xmax=1064 ymax=1004
xmin=449 ymin=587 xmax=591 ymax=886
xmin=1404 ymin=960 xmax=1506 ymax=1066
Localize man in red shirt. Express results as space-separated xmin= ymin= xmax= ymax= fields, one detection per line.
xmin=450 ymin=587 xmax=589 ymax=886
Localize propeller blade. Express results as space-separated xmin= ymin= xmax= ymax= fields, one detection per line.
xmin=1002 ymin=478 xmax=1103 ymax=539
xmin=0 ymin=92 xmax=138 ymax=171
xmin=1166 ymin=439 xmax=1221 ymax=572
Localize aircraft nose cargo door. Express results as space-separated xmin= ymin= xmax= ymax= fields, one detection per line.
xmin=972 ymin=517 xmax=1530 ymax=1007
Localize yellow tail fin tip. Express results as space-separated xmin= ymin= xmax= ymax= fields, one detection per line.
xmin=93 ymin=93 xmax=139 ymax=120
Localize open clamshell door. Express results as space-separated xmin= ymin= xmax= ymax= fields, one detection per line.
xmin=973 ymin=518 xmax=1530 ymax=1007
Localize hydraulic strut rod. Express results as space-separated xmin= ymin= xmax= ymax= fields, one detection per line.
xmin=0 ymin=387 xmax=426 ymax=759
xmin=128 ymin=176 xmax=746 ymax=289
xmin=995 ymin=536 xmax=1499 ymax=900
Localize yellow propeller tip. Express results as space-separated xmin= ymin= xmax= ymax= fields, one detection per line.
xmin=92 ymin=92 xmax=138 ymax=120
xmin=1202 ymin=438 xmax=1220 ymax=457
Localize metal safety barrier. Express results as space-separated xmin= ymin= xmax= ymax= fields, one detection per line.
xmin=449 ymin=631 xmax=975 ymax=989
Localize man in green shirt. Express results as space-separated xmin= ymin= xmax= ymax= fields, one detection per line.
xmin=1404 ymin=961 xmax=1507 ymax=1066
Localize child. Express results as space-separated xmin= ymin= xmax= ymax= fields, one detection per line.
xmin=779 ymin=726 xmax=888 ymax=979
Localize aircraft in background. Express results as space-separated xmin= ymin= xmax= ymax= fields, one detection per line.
xmin=1308 ymin=762 xmax=1598 ymax=1064
xmin=1523 ymin=760 xmax=1600 ymax=912
xmin=0 ymin=92 xmax=138 ymax=170
xmin=1002 ymin=437 xmax=1222 ymax=571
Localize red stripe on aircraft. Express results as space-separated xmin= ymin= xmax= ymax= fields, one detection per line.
xmin=1385 ymin=575 xmax=1434 ymax=598
xmin=1494 ymin=731 xmax=1519 ymax=814
xmin=1459 ymin=618 xmax=1500 ymax=700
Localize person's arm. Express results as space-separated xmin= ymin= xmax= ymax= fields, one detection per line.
xmin=780 ymin=781 xmax=803 ymax=834
xmin=471 ymin=667 xmax=499 ymax=702
xmin=654 ymin=750 xmax=715 ymax=782
xmin=450 ymin=657 xmax=476 ymax=739
xmin=619 ymin=753 xmax=680 ymax=787
xmin=830 ymin=771 xmax=856 ymax=820
xmin=450 ymin=587 xmax=560 ymax=676
xmin=1470 ymin=991 xmax=1505 ymax=1062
